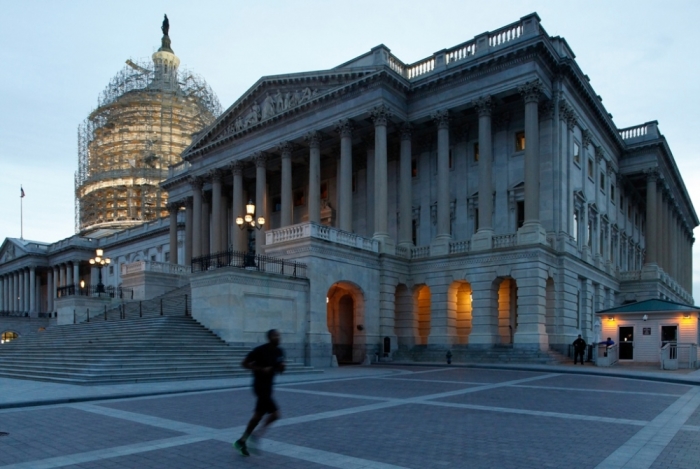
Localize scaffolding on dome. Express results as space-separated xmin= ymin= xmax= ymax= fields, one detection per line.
xmin=75 ymin=58 xmax=221 ymax=236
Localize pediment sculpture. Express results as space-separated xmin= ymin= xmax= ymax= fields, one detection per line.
xmin=225 ymin=87 xmax=320 ymax=136
xmin=0 ymin=243 xmax=16 ymax=264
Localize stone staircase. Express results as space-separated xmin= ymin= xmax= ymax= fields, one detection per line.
xmin=0 ymin=288 xmax=318 ymax=384
xmin=392 ymin=344 xmax=569 ymax=365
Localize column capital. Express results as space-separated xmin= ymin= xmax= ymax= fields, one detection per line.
xmin=189 ymin=176 xmax=203 ymax=190
xmin=473 ymin=95 xmax=493 ymax=117
xmin=277 ymin=141 xmax=294 ymax=156
xmin=304 ymin=131 xmax=322 ymax=148
xmin=228 ymin=160 xmax=244 ymax=175
xmin=207 ymin=168 xmax=224 ymax=183
xmin=595 ymin=145 xmax=604 ymax=163
xmin=253 ymin=151 xmax=268 ymax=168
xmin=643 ymin=167 xmax=660 ymax=183
xmin=399 ymin=122 xmax=412 ymax=141
xmin=518 ymin=79 xmax=543 ymax=104
xmin=167 ymin=202 xmax=181 ymax=214
xmin=432 ymin=109 xmax=450 ymax=130
xmin=371 ymin=105 xmax=392 ymax=127
xmin=581 ymin=129 xmax=592 ymax=147
xmin=334 ymin=119 xmax=354 ymax=137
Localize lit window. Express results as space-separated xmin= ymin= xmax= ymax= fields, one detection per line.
xmin=473 ymin=143 xmax=479 ymax=162
xmin=587 ymin=159 xmax=594 ymax=178
xmin=515 ymin=131 xmax=525 ymax=151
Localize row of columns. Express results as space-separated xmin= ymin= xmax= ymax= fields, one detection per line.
xmin=170 ymin=83 xmax=547 ymax=261
xmin=644 ymin=169 xmax=694 ymax=292
xmin=0 ymin=261 xmax=85 ymax=314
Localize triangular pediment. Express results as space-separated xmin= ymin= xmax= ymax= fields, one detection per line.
xmin=0 ymin=239 xmax=27 ymax=265
xmin=184 ymin=68 xmax=380 ymax=157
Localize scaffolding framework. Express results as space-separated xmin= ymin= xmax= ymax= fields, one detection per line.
xmin=75 ymin=58 xmax=221 ymax=235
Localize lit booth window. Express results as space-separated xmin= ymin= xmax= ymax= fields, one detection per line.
xmin=1 ymin=331 xmax=19 ymax=344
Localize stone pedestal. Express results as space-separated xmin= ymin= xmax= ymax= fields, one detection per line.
xmin=470 ymin=229 xmax=494 ymax=251
xmin=517 ymin=222 xmax=547 ymax=245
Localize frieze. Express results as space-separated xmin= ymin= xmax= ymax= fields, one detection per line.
xmin=225 ymin=87 xmax=320 ymax=136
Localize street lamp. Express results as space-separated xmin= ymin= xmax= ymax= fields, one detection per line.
xmin=89 ymin=248 xmax=111 ymax=293
xmin=236 ymin=199 xmax=265 ymax=231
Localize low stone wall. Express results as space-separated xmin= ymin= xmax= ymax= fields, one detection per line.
xmin=55 ymin=296 xmax=114 ymax=325
xmin=190 ymin=267 xmax=310 ymax=365
xmin=0 ymin=317 xmax=51 ymax=338
xmin=121 ymin=270 xmax=189 ymax=300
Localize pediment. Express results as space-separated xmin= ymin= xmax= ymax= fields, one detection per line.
xmin=0 ymin=239 xmax=26 ymax=265
xmin=185 ymin=69 xmax=379 ymax=157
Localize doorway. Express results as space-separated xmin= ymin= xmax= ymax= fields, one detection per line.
xmin=332 ymin=295 xmax=354 ymax=363
xmin=619 ymin=326 xmax=634 ymax=360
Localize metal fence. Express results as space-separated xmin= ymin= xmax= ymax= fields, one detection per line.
xmin=191 ymin=250 xmax=307 ymax=278
xmin=56 ymin=284 xmax=134 ymax=299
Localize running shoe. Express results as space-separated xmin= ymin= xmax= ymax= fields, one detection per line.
xmin=233 ymin=439 xmax=250 ymax=457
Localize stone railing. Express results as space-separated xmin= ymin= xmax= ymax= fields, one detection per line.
xmin=449 ymin=240 xmax=470 ymax=254
xmin=406 ymin=57 xmax=435 ymax=79
xmin=619 ymin=121 xmax=659 ymax=141
xmin=265 ymin=222 xmax=379 ymax=253
xmin=618 ymin=271 xmax=641 ymax=281
xmin=168 ymin=160 xmax=191 ymax=179
xmin=121 ymin=261 xmax=190 ymax=276
xmin=488 ymin=21 xmax=524 ymax=47
xmin=411 ymin=246 xmax=431 ymax=259
xmin=493 ymin=234 xmax=517 ymax=248
xmin=446 ymin=40 xmax=477 ymax=64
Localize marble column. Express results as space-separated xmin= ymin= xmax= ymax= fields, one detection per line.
xmin=201 ymin=191 xmax=211 ymax=256
xmin=191 ymin=177 xmax=203 ymax=259
xmin=22 ymin=269 xmax=28 ymax=311
xmin=336 ymin=119 xmax=354 ymax=232
xmin=278 ymin=143 xmax=293 ymax=228
xmin=398 ymin=123 xmax=413 ymax=248
xmin=254 ymin=152 xmax=268 ymax=253
xmin=185 ymin=197 xmax=193 ymax=265
xmin=643 ymin=170 xmax=658 ymax=267
xmin=47 ymin=268 xmax=53 ymax=313
xmin=12 ymin=272 xmax=17 ymax=311
xmin=305 ymin=132 xmax=321 ymax=224
xmin=371 ymin=105 xmax=394 ymax=252
xmin=53 ymin=266 xmax=59 ymax=300
xmin=168 ymin=203 xmax=179 ymax=265
xmin=73 ymin=262 xmax=80 ymax=288
xmin=29 ymin=266 xmax=36 ymax=314
xmin=517 ymin=80 xmax=547 ymax=244
xmin=429 ymin=109 xmax=451 ymax=255
xmin=210 ymin=169 xmax=223 ymax=254
xmin=0 ymin=276 xmax=4 ymax=311
xmin=221 ymin=193 xmax=229 ymax=251
xmin=472 ymin=96 xmax=494 ymax=250
xmin=230 ymin=161 xmax=245 ymax=252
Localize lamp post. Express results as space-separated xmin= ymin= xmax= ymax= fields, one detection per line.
xmin=88 ymin=248 xmax=111 ymax=294
xmin=236 ymin=199 xmax=265 ymax=266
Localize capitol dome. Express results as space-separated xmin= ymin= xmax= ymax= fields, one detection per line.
xmin=75 ymin=16 xmax=221 ymax=237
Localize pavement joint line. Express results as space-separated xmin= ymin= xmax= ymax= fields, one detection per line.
xmin=0 ymin=434 xmax=209 ymax=469
xmin=510 ymin=384 xmax=684 ymax=398
xmin=416 ymin=400 xmax=649 ymax=426
xmin=211 ymin=435 xmax=413 ymax=469
xmin=681 ymin=424 xmax=700 ymax=431
xmin=594 ymin=386 xmax=700 ymax=469
xmin=376 ymin=376 xmax=493 ymax=386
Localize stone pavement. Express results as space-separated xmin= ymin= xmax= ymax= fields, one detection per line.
xmin=1 ymin=364 xmax=699 ymax=468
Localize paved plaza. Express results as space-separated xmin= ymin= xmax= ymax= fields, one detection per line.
xmin=1 ymin=365 xmax=700 ymax=468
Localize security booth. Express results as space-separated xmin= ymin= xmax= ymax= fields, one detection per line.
xmin=596 ymin=299 xmax=700 ymax=369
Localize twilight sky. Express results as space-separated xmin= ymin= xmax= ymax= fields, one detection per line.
xmin=1 ymin=0 xmax=699 ymax=297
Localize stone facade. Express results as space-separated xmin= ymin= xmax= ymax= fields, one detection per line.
xmin=1 ymin=13 xmax=697 ymax=366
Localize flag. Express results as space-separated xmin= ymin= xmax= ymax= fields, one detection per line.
xmin=20 ymin=187 xmax=25 ymax=198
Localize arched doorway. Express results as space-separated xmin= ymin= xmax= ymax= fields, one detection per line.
xmin=497 ymin=278 xmax=518 ymax=345
xmin=415 ymin=285 xmax=431 ymax=345
xmin=451 ymin=281 xmax=472 ymax=344
xmin=1 ymin=331 xmax=19 ymax=344
xmin=327 ymin=282 xmax=364 ymax=364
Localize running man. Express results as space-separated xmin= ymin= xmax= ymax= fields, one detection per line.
xmin=233 ymin=329 xmax=285 ymax=457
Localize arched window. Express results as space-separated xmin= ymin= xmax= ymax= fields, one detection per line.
xmin=1 ymin=331 xmax=19 ymax=344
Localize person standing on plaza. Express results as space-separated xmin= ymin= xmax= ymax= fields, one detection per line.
xmin=233 ymin=329 xmax=285 ymax=457
xmin=572 ymin=334 xmax=587 ymax=365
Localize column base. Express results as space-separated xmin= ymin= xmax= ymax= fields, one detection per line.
xmin=430 ymin=235 xmax=451 ymax=256
xmin=467 ymin=332 xmax=499 ymax=346
xmin=517 ymin=222 xmax=547 ymax=246
xmin=471 ymin=229 xmax=494 ymax=251
xmin=427 ymin=333 xmax=457 ymax=347
xmin=373 ymin=233 xmax=395 ymax=255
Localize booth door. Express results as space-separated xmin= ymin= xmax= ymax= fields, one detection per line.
xmin=619 ymin=326 xmax=634 ymax=360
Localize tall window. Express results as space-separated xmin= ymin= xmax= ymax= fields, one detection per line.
xmin=573 ymin=211 xmax=579 ymax=242
xmin=516 ymin=201 xmax=525 ymax=228
xmin=573 ymin=142 xmax=580 ymax=165
xmin=515 ymin=131 xmax=526 ymax=151
xmin=473 ymin=142 xmax=479 ymax=162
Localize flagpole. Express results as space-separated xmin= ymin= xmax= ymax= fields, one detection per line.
xmin=20 ymin=185 xmax=23 ymax=240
